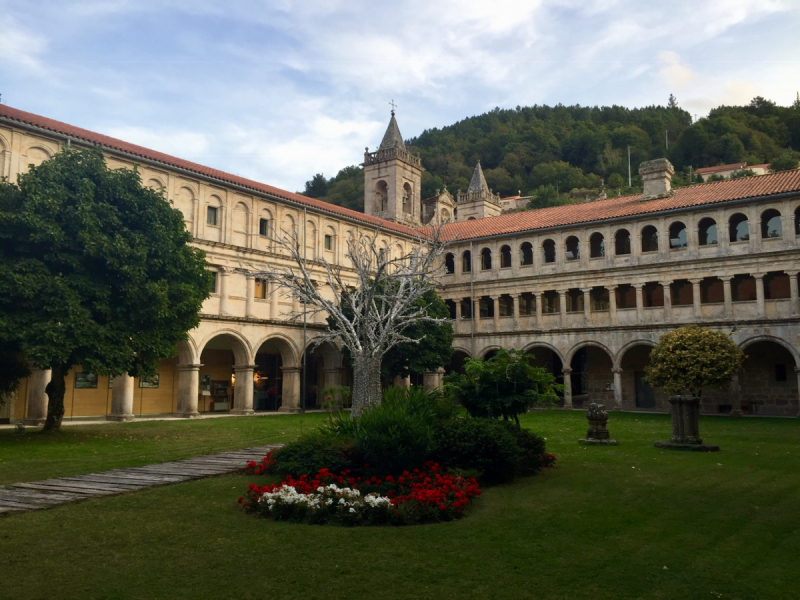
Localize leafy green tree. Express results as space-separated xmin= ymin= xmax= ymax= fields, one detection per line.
xmin=381 ymin=288 xmax=453 ymax=381
xmin=0 ymin=147 xmax=212 ymax=430
xmin=444 ymin=348 xmax=560 ymax=427
xmin=770 ymin=152 xmax=800 ymax=172
xmin=645 ymin=325 xmax=744 ymax=398
xmin=527 ymin=184 xmax=569 ymax=209
xmin=730 ymin=168 xmax=756 ymax=179
xmin=0 ymin=342 xmax=30 ymax=407
xmin=303 ymin=173 xmax=329 ymax=198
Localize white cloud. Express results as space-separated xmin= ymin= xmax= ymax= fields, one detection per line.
xmin=0 ymin=15 xmax=47 ymax=74
xmin=658 ymin=51 xmax=697 ymax=89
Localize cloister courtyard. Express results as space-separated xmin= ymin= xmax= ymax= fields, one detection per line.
xmin=1 ymin=410 xmax=797 ymax=600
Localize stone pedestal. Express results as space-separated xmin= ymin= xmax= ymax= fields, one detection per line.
xmin=579 ymin=403 xmax=619 ymax=445
xmin=655 ymin=395 xmax=719 ymax=451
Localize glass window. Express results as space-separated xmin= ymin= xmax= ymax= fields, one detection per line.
xmin=139 ymin=374 xmax=159 ymax=389
xmin=324 ymin=234 xmax=333 ymax=250
xmin=75 ymin=371 xmax=98 ymax=389
xmin=259 ymin=218 xmax=270 ymax=237
xmin=255 ymin=279 xmax=267 ymax=299
xmin=207 ymin=206 xmax=218 ymax=226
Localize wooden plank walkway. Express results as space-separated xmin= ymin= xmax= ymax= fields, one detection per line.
xmin=0 ymin=445 xmax=279 ymax=515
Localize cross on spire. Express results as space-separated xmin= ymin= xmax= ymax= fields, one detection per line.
xmin=389 ymin=99 xmax=397 ymax=116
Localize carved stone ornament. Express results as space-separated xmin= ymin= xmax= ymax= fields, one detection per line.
xmin=579 ymin=402 xmax=619 ymax=446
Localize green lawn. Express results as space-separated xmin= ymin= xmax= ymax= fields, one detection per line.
xmin=1 ymin=411 xmax=799 ymax=600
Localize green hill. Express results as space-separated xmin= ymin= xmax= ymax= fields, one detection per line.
xmin=301 ymin=96 xmax=800 ymax=212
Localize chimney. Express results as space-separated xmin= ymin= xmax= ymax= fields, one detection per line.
xmin=639 ymin=158 xmax=675 ymax=200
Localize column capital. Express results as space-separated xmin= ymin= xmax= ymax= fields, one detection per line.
xmin=245 ymin=273 xmax=256 ymax=280
xmin=177 ymin=363 xmax=203 ymax=371
xmin=562 ymin=367 xmax=573 ymax=375
xmin=233 ymin=363 xmax=257 ymax=371
xmin=659 ymin=280 xmax=672 ymax=287
xmin=281 ymin=366 xmax=302 ymax=374
xmin=753 ymin=273 xmax=765 ymax=280
xmin=689 ymin=278 xmax=702 ymax=285
xmin=612 ymin=367 xmax=623 ymax=374
xmin=556 ymin=288 xmax=569 ymax=295
xmin=581 ymin=288 xmax=592 ymax=294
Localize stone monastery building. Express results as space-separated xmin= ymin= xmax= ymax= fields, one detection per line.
xmin=2 ymin=105 xmax=800 ymax=424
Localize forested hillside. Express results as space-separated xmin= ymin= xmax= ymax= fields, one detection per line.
xmin=301 ymin=96 xmax=800 ymax=212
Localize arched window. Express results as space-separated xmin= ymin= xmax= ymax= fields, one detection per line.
xmin=542 ymin=239 xmax=556 ymax=263
xmin=520 ymin=242 xmax=533 ymax=265
xmin=761 ymin=209 xmax=782 ymax=238
xmin=641 ymin=225 xmax=659 ymax=253
xmin=500 ymin=245 xmax=512 ymax=268
xmin=698 ymin=217 xmax=717 ymax=246
xmin=729 ymin=213 xmax=749 ymax=242
xmin=565 ymin=236 xmax=580 ymax=261
xmin=669 ymin=221 xmax=687 ymax=249
xmin=589 ymin=232 xmax=605 ymax=258
xmin=462 ymin=250 xmax=472 ymax=273
xmin=376 ymin=180 xmax=388 ymax=212
xmin=481 ymin=248 xmax=492 ymax=270
xmin=615 ymin=229 xmax=631 ymax=255
xmin=402 ymin=183 xmax=412 ymax=214
xmin=444 ymin=253 xmax=455 ymax=274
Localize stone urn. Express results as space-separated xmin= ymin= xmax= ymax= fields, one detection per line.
xmin=655 ymin=395 xmax=719 ymax=452
xmin=579 ymin=403 xmax=619 ymax=446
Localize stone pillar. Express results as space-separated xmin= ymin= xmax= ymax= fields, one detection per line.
xmin=790 ymin=273 xmax=799 ymax=316
xmin=422 ymin=367 xmax=444 ymax=392
xmin=635 ymin=284 xmax=644 ymax=321
xmin=107 ymin=375 xmax=135 ymax=422
xmin=729 ymin=372 xmax=743 ymax=417
xmin=322 ymin=367 xmax=343 ymax=389
xmin=534 ymin=292 xmax=542 ymax=328
xmin=492 ymin=295 xmax=500 ymax=331
xmin=755 ymin=274 xmax=765 ymax=317
xmin=723 ymin=276 xmax=733 ymax=318
xmin=558 ymin=289 xmax=567 ymax=328
xmin=232 ymin=364 xmax=255 ymax=415
xmin=245 ymin=275 xmax=256 ymax=319
xmin=691 ymin=279 xmax=702 ymax=320
xmin=393 ymin=375 xmax=411 ymax=388
xmin=661 ymin=280 xmax=672 ymax=322
xmin=24 ymin=368 xmax=50 ymax=425
xmin=612 ymin=367 xmax=623 ymax=409
xmin=270 ymin=281 xmax=279 ymax=319
xmin=512 ymin=295 xmax=520 ymax=324
xmin=218 ymin=268 xmax=231 ymax=316
xmin=455 ymin=299 xmax=462 ymax=321
xmin=608 ymin=285 xmax=618 ymax=326
xmin=562 ymin=367 xmax=573 ymax=409
xmin=582 ymin=288 xmax=591 ymax=324
xmin=176 ymin=364 xmax=201 ymax=418
xmin=279 ymin=366 xmax=302 ymax=413
xmin=794 ymin=366 xmax=800 ymax=417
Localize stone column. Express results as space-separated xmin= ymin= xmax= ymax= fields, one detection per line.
xmin=534 ymin=292 xmax=542 ymax=328
xmin=245 ymin=275 xmax=256 ymax=319
xmin=723 ymin=276 xmax=733 ymax=318
xmin=608 ymin=285 xmax=617 ymax=326
xmin=270 ymin=281 xmax=279 ymax=319
xmin=455 ymin=298 xmax=462 ymax=321
xmin=512 ymin=295 xmax=520 ymax=325
xmin=176 ymin=364 xmax=201 ymax=418
xmin=691 ymin=279 xmax=702 ymax=320
xmin=562 ymin=367 xmax=573 ymax=409
xmin=790 ymin=273 xmax=799 ymax=316
xmin=612 ymin=367 xmax=623 ymax=409
xmin=322 ymin=367 xmax=343 ymax=389
xmin=635 ymin=284 xmax=644 ymax=321
xmin=729 ymin=372 xmax=743 ymax=417
xmin=492 ymin=295 xmax=500 ymax=330
xmin=279 ymin=366 xmax=302 ymax=413
xmin=231 ymin=364 xmax=255 ymax=415
xmin=24 ymin=368 xmax=50 ymax=425
xmin=558 ymin=289 xmax=567 ymax=328
xmin=755 ymin=274 xmax=765 ymax=317
xmin=218 ymin=268 xmax=231 ymax=316
xmin=661 ymin=281 xmax=672 ymax=322
xmin=795 ymin=367 xmax=800 ymax=417
xmin=107 ymin=374 xmax=135 ymax=422
xmin=582 ymin=288 xmax=591 ymax=324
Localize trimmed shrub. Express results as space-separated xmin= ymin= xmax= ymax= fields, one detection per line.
xmin=268 ymin=432 xmax=362 ymax=478
xmin=508 ymin=425 xmax=552 ymax=476
xmin=433 ymin=418 xmax=520 ymax=483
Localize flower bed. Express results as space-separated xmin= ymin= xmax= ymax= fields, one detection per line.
xmin=239 ymin=461 xmax=482 ymax=526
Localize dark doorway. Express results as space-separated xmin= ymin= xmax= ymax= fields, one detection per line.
xmin=635 ymin=371 xmax=656 ymax=408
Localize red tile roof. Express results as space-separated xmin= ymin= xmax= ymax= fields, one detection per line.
xmin=438 ymin=169 xmax=800 ymax=242
xmin=0 ymin=104 xmax=417 ymax=237
xmin=695 ymin=162 xmax=747 ymax=174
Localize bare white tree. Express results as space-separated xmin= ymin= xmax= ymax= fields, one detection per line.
xmin=242 ymin=224 xmax=450 ymax=417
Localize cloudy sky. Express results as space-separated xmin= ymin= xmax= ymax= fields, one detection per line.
xmin=1 ymin=1 xmax=798 ymax=191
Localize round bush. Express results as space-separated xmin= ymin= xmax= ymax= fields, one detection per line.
xmin=433 ymin=418 xmax=521 ymax=483
xmin=269 ymin=432 xmax=361 ymax=478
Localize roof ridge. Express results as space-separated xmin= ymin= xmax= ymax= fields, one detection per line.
xmin=0 ymin=104 xmax=417 ymax=237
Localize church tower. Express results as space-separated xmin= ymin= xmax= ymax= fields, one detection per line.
xmin=456 ymin=161 xmax=502 ymax=221
xmin=362 ymin=111 xmax=423 ymax=227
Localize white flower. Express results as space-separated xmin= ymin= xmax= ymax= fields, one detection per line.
xmin=349 ymin=508 xmax=356 ymax=513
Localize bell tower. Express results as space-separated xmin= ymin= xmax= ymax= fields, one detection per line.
xmin=362 ymin=110 xmax=423 ymax=227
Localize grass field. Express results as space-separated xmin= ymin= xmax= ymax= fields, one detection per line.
xmin=1 ymin=411 xmax=798 ymax=600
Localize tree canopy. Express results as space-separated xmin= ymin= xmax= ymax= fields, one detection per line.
xmin=302 ymin=96 xmax=800 ymax=212
xmin=0 ymin=147 xmax=212 ymax=429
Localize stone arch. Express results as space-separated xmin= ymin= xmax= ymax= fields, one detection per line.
xmin=445 ymin=347 xmax=472 ymax=376
xmin=479 ymin=345 xmax=503 ymax=359
xmin=146 ymin=177 xmax=166 ymax=192
xmin=253 ymin=333 xmax=300 ymax=369
xmin=739 ymin=335 xmax=799 ymax=366
xmin=614 ymin=339 xmax=657 ymax=370
xmin=254 ymin=334 xmax=302 ymax=412
xmin=197 ymin=330 xmax=252 ymax=365
xmin=23 ymin=145 xmax=53 ymax=169
xmin=522 ymin=341 xmax=565 ymax=364
xmin=565 ymin=340 xmax=614 ymax=365
xmin=375 ymin=180 xmax=389 ymax=212
xmin=231 ymin=201 xmax=250 ymax=247
xmin=176 ymin=338 xmax=198 ymax=365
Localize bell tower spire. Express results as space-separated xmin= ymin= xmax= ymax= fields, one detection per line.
xmin=362 ymin=109 xmax=424 ymax=227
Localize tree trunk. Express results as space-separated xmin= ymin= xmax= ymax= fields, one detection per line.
xmin=43 ymin=365 xmax=67 ymax=431
xmin=351 ymin=355 xmax=382 ymax=418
